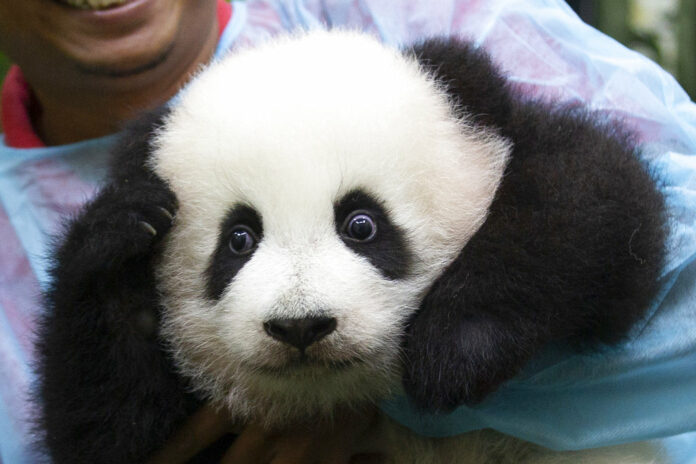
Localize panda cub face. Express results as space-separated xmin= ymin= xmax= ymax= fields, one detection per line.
xmin=150 ymin=31 xmax=510 ymax=424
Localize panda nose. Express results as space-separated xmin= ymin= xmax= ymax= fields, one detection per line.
xmin=263 ymin=317 xmax=337 ymax=351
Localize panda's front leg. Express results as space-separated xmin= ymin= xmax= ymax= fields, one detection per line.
xmin=37 ymin=177 xmax=198 ymax=464
xmin=51 ymin=178 xmax=178 ymax=283
xmin=402 ymin=255 xmax=542 ymax=411
xmin=400 ymin=184 xmax=567 ymax=411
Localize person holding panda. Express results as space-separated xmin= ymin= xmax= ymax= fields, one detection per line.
xmin=1 ymin=0 xmax=695 ymax=463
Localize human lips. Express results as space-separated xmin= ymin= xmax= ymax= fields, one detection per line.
xmin=54 ymin=0 xmax=128 ymax=9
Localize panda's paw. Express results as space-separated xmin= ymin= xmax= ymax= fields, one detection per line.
xmin=131 ymin=205 xmax=176 ymax=244
xmin=98 ymin=188 xmax=177 ymax=257
xmin=403 ymin=311 xmax=534 ymax=411
xmin=138 ymin=206 xmax=175 ymax=238
xmin=61 ymin=183 xmax=178 ymax=273
xmin=402 ymin=349 xmax=502 ymax=412
xmin=121 ymin=204 xmax=176 ymax=255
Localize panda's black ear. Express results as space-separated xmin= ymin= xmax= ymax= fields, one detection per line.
xmin=409 ymin=37 xmax=513 ymax=130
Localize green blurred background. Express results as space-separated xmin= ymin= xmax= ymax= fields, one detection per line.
xmin=568 ymin=0 xmax=695 ymax=99
xmin=0 ymin=0 xmax=694 ymax=99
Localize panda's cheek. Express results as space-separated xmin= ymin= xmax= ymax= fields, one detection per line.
xmin=339 ymin=289 xmax=414 ymax=343
xmin=211 ymin=290 xmax=269 ymax=343
xmin=204 ymin=240 xmax=415 ymax=359
xmin=210 ymin=258 xmax=293 ymax=337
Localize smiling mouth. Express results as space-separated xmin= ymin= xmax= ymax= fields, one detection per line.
xmin=55 ymin=0 xmax=128 ymax=9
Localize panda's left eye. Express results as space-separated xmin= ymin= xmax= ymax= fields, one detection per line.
xmin=342 ymin=211 xmax=377 ymax=242
xmin=228 ymin=226 xmax=258 ymax=255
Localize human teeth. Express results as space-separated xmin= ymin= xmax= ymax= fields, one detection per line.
xmin=58 ymin=0 xmax=128 ymax=9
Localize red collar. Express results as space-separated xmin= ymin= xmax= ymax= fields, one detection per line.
xmin=1 ymin=0 xmax=233 ymax=149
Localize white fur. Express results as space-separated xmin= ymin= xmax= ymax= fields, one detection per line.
xmin=151 ymin=30 xmax=509 ymax=420
xmin=149 ymin=30 xmax=662 ymax=463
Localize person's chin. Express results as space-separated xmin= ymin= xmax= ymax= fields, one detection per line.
xmin=48 ymin=0 xmax=184 ymax=76
xmin=73 ymin=40 xmax=176 ymax=78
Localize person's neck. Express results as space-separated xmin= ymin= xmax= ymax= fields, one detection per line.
xmin=28 ymin=20 xmax=218 ymax=146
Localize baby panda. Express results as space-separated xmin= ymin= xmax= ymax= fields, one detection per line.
xmin=37 ymin=31 xmax=667 ymax=463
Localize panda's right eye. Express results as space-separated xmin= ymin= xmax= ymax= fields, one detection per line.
xmin=207 ymin=205 xmax=263 ymax=300
xmin=228 ymin=226 xmax=258 ymax=255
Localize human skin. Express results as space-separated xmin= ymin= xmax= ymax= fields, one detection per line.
xmin=147 ymin=405 xmax=385 ymax=464
xmin=0 ymin=0 xmax=219 ymax=144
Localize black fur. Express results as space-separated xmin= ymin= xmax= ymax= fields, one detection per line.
xmin=206 ymin=204 xmax=264 ymax=300
xmin=35 ymin=37 xmax=668 ymax=462
xmin=36 ymin=107 xmax=205 ymax=464
xmin=402 ymin=38 xmax=667 ymax=411
xmin=334 ymin=189 xmax=412 ymax=279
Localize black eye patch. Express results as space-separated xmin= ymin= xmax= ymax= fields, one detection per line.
xmin=205 ymin=204 xmax=263 ymax=301
xmin=334 ymin=189 xmax=412 ymax=280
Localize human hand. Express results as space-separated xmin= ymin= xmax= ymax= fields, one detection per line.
xmin=146 ymin=404 xmax=237 ymax=464
xmin=147 ymin=404 xmax=386 ymax=464
xmin=220 ymin=406 xmax=385 ymax=464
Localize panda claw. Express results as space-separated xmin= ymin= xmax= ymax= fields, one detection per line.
xmin=157 ymin=206 xmax=175 ymax=222
xmin=139 ymin=221 xmax=157 ymax=237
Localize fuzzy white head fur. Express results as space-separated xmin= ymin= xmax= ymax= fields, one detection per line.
xmin=150 ymin=30 xmax=510 ymax=425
